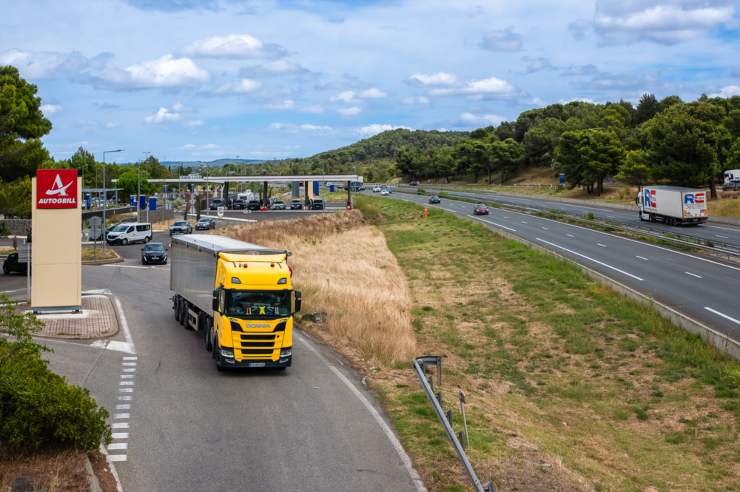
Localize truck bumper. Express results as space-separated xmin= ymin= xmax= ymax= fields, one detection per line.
xmin=215 ymin=352 xmax=292 ymax=369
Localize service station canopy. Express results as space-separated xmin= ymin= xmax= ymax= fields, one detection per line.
xmin=113 ymin=174 xmax=364 ymax=185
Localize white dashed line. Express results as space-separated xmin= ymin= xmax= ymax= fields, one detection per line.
xmin=119 ymin=381 xmax=134 ymax=386
xmin=597 ymin=243 xmax=607 ymax=248
xmin=123 ymin=367 xmax=136 ymax=372
xmin=122 ymin=362 xmax=137 ymax=366
xmin=119 ymin=387 xmax=134 ymax=393
xmin=108 ymin=455 xmax=127 ymax=462
xmin=108 ymin=443 xmax=128 ymax=451
xmin=467 ymin=215 xmax=517 ymax=232
xmin=684 ymin=271 xmax=702 ymax=278
xmin=636 ymin=256 xmax=649 ymax=261
xmin=536 ymin=237 xmax=644 ymax=281
xmin=704 ymin=307 xmax=740 ymax=325
xmin=521 ymin=221 xmax=528 ymax=224
xmin=542 ymin=226 xmax=549 ymax=230
xmin=120 ymin=374 xmax=134 ymax=379
xmin=111 ymin=422 xmax=129 ymax=429
xmin=116 ymin=404 xmax=131 ymax=410
xmin=566 ymin=233 xmax=574 ymax=238
xmin=715 ymin=234 xmax=729 ymax=239
xmin=112 ymin=433 xmax=128 ymax=439
xmin=114 ymin=413 xmax=130 ymax=419
xmin=118 ymin=395 xmax=132 ymax=401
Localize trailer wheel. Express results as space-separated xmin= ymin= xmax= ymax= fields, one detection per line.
xmin=174 ymin=297 xmax=181 ymax=322
xmin=179 ymin=301 xmax=187 ymax=327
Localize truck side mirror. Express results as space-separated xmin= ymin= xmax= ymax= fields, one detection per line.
xmin=294 ymin=291 xmax=302 ymax=313
xmin=212 ymin=289 xmax=219 ymax=311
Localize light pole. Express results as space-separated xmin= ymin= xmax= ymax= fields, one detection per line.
xmin=139 ymin=152 xmax=151 ymax=221
xmin=102 ymin=149 xmax=124 ymax=251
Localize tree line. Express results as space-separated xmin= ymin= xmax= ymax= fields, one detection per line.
xmin=395 ymin=94 xmax=740 ymax=198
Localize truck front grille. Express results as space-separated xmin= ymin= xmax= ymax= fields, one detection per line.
xmin=232 ymin=332 xmax=281 ymax=360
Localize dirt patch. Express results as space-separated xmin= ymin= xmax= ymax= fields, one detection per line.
xmin=0 ymin=449 xmax=88 ymax=491
xmin=88 ymin=451 xmax=118 ymax=492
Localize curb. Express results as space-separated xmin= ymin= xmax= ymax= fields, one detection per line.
xmin=467 ymin=216 xmax=740 ymax=361
xmin=82 ymin=249 xmax=124 ymax=266
xmin=85 ymin=455 xmax=103 ymax=492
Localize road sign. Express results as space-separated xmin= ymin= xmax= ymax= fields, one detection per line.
xmin=217 ymin=206 xmax=225 ymax=218
xmin=89 ymin=216 xmax=103 ymax=241
xmin=18 ymin=247 xmax=31 ymax=263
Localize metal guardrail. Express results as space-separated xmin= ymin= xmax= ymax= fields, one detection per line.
xmin=398 ymin=186 xmax=740 ymax=260
xmin=413 ymin=355 xmax=494 ymax=492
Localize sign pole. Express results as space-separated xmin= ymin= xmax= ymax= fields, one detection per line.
xmin=26 ymin=241 xmax=30 ymax=303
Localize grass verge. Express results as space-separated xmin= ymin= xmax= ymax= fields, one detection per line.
xmin=354 ymin=194 xmax=739 ymax=491
xmin=81 ymin=246 xmax=118 ymax=261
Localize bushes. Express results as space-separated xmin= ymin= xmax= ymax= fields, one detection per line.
xmin=0 ymin=296 xmax=111 ymax=451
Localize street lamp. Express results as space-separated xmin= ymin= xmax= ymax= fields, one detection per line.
xmin=102 ymin=149 xmax=124 ymax=248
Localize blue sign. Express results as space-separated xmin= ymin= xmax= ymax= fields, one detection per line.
xmin=139 ymin=195 xmax=147 ymax=210
xmin=130 ymin=195 xmax=136 ymax=207
xmin=148 ymin=197 xmax=157 ymax=211
xmin=329 ymin=184 xmax=335 ymax=192
xmin=84 ymin=194 xmax=92 ymax=210
xmin=312 ymin=181 xmax=320 ymax=196
xmin=559 ymin=173 xmax=565 ymax=185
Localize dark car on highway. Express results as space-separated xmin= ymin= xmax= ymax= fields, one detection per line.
xmin=473 ymin=204 xmax=489 ymax=215
xmin=141 ymin=242 xmax=167 ymax=265
xmin=169 ymin=220 xmax=192 ymax=235
xmin=232 ymin=198 xmax=246 ymax=210
xmin=3 ymin=252 xmax=27 ymax=275
xmin=290 ymin=199 xmax=303 ymax=210
xmin=270 ymin=200 xmax=287 ymax=210
xmin=310 ymin=199 xmax=325 ymax=210
xmin=209 ymin=198 xmax=225 ymax=211
xmin=196 ymin=218 xmax=216 ymax=230
xmin=429 ymin=195 xmax=441 ymax=204
xmin=247 ymin=199 xmax=261 ymax=211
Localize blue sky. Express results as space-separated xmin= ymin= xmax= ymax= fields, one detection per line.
xmin=2 ymin=0 xmax=739 ymax=163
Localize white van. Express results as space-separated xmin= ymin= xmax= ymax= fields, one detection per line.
xmin=106 ymin=222 xmax=152 ymax=245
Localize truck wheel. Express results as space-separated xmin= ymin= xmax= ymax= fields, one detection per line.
xmin=174 ymin=298 xmax=181 ymax=322
xmin=205 ymin=323 xmax=213 ymax=352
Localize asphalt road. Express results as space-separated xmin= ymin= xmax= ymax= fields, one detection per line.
xmin=384 ymin=191 xmax=740 ymax=344
xmin=38 ymin=258 xmax=420 ymax=491
xmin=411 ymin=187 xmax=740 ymax=248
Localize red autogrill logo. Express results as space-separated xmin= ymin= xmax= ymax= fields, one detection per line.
xmin=36 ymin=169 xmax=78 ymax=209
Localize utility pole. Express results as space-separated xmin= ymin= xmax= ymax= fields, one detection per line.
xmin=102 ymin=149 xmax=124 ymax=252
xmin=139 ymin=151 xmax=151 ymax=222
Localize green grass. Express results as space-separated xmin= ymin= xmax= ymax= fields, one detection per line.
xmin=354 ymin=194 xmax=739 ymax=491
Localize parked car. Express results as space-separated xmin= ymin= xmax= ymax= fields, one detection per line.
xmin=429 ymin=195 xmax=441 ymax=204
xmin=209 ymin=198 xmax=225 ymax=211
xmin=3 ymin=252 xmax=27 ymax=275
xmin=196 ymin=218 xmax=216 ymax=230
xmin=141 ymin=242 xmax=167 ymax=265
xmin=473 ymin=204 xmax=489 ymax=215
xmin=107 ymin=222 xmax=152 ymax=245
xmin=232 ymin=198 xmax=246 ymax=210
xmin=310 ymin=199 xmax=325 ymax=210
xmin=372 ymin=186 xmax=382 ymax=193
xmin=290 ymin=199 xmax=303 ymax=210
xmin=169 ymin=220 xmax=192 ymax=235
xmin=246 ymin=199 xmax=261 ymax=211
xmin=270 ymin=200 xmax=287 ymax=210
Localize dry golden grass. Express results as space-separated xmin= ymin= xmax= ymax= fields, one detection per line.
xmin=0 ymin=450 xmax=88 ymax=491
xmin=222 ymin=211 xmax=416 ymax=367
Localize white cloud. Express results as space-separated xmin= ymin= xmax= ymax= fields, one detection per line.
xmin=182 ymin=143 xmax=197 ymax=150
xmin=402 ymin=96 xmax=430 ymax=105
xmin=184 ymin=119 xmax=204 ymax=127
xmin=360 ymin=87 xmax=387 ymax=98
xmin=40 ymin=104 xmax=62 ymax=115
xmin=203 ymin=143 xmax=219 ymax=150
xmin=120 ymin=55 xmax=208 ymax=88
xmin=709 ymin=85 xmax=740 ymax=98
xmin=431 ymin=75 xmax=515 ymax=97
xmin=104 ymin=121 xmax=119 ymax=128
xmin=269 ymin=122 xmax=332 ymax=134
xmin=299 ymin=124 xmax=332 ymax=133
xmin=357 ymin=124 xmax=410 ymax=137
xmin=185 ymin=33 xmax=283 ymax=58
xmin=460 ymin=112 xmax=506 ymax=126
xmin=214 ymin=78 xmax=261 ymax=94
xmin=409 ymin=72 xmax=457 ymax=86
xmin=331 ymin=90 xmax=356 ymax=103
xmin=479 ymin=28 xmax=523 ymax=51
xmin=337 ymin=106 xmax=362 ymax=116
xmin=267 ymin=99 xmax=295 ymax=109
xmin=594 ymin=4 xmax=734 ymax=44
xmin=145 ymin=106 xmax=181 ymax=124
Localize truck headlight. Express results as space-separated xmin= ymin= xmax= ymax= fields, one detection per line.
xmin=280 ymin=348 xmax=292 ymax=358
xmin=220 ymin=348 xmax=234 ymax=360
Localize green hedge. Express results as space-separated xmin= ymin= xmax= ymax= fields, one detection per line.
xmin=0 ymin=297 xmax=111 ymax=451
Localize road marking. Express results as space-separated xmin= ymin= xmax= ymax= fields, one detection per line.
xmin=542 ymin=226 xmax=549 ymax=230
xmin=566 ymin=233 xmax=575 ymax=238
xmin=521 ymin=221 xmax=527 ymax=224
xmin=704 ymin=307 xmax=740 ymax=325
xmin=108 ymin=443 xmax=128 ymax=451
xmin=597 ymin=243 xmax=607 ymax=248
xmin=111 ymin=433 xmax=128 ymax=439
xmin=536 ymin=238 xmax=644 ymax=281
xmin=122 ymin=367 xmax=136 ymax=372
xmin=117 ymin=395 xmax=132 ymax=401
xmin=116 ymin=404 xmax=131 ymax=410
xmin=684 ymin=271 xmax=702 ymax=279
xmin=299 ymin=334 xmax=426 ymax=492
xmin=715 ymin=234 xmax=729 ymax=239
xmin=114 ymin=413 xmax=130 ymax=419
xmin=122 ymin=362 xmax=137 ymax=366
xmin=119 ymin=381 xmax=134 ymax=386
xmin=503 ymin=216 xmax=511 ymax=219
xmin=123 ymin=356 xmax=137 ymax=360
xmin=120 ymin=374 xmax=134 ymax=379
xmin=111 ymin=422 xmax=129 ymax=429
xmin=107 ymin=455 xmax=127 ymax=462
xmin=636 ymin=256 xmax=649 ymax=261
xmin=119 ymin=387 xmax=133 ymax=393
xmin=705 ymin=224 xmax=740 ymax=232
xmin=467 ymin=215 xmax=517 ymax=232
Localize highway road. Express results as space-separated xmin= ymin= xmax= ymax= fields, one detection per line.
xmin=410 ymin=187 xmax=740 ymax=248
xmin=384 ymin=191 xmax=740 ymax=345
xmin=14 ymin=210 xmax=422 ymax=491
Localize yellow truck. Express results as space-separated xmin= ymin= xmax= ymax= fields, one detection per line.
xmin=170 ymin=234 xmax=301 ymax=370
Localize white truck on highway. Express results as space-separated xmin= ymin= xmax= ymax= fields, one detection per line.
xmin=637 ymin=185 xmax=708 ymax=226
xmin=170 ymin=234 xmax=300 ymax=370
xmin=724 ymin=169 xmax=740 ymax=190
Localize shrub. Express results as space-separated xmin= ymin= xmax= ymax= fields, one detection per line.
xmin=0 ymin=296 xmax=111 ymax=451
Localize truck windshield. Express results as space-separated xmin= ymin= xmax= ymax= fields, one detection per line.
xmin=226 ymin=290 xmax=291 ymax=319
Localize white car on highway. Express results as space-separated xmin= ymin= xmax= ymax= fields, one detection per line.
xmin=372 ymin=186 xmax=382 ymax=193
xmin=380 ymin=189 xmax=390 ymax=196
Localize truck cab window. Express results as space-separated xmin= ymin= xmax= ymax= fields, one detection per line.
xmin=226 ymin=290 xmax=291 ymax=319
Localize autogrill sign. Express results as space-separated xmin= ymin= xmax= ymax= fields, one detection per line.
xmin=36 ymin=169 xmax=78 ymax=209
